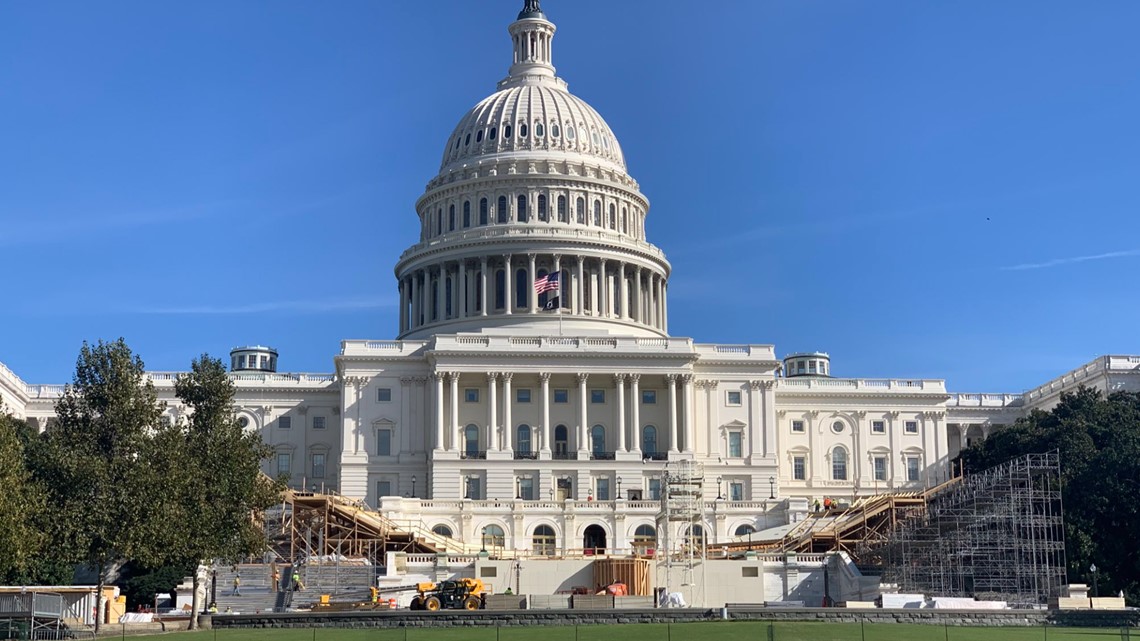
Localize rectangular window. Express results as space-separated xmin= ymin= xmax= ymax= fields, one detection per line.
xmin=871 ymin=420 xmax=886 ymax=434
xmin=591 ymin=389 xmax=605 ymax=404
xmin=726 ymin=390 xmax=742 ymax=406
xmin=808 ymin=361 xmax=816 ymax=373
xmin=729 ymin=482 xmax=744 ymax=501
xmin=595 ymin=478 xmax=610 ymax=501
xmin=238 ymin=355 xmax=246 ymax=369
xmin=793 ymin=456 xmax=806 ymax=480
xmin=465 ymin=388 xmax=479 ymax=403
xmin=874 ymin=456 xmax=887 ymax=481
xmin=311 ymin=453 xmax=326 ymax=479
xmin=278 ymin=416 xmax=291 ymax=429
xmin=728 ymin=432 xmax=743 ymax=458
xmin=791 ymin=420 xmax=805 ymax=433
xmin=465 ymin=477 xmax=482 ymax=500
xmin=376 ymin=480 xmax=392 ymax=499
xmin=377 ymin=388 xmax=392 ymax=403
xmin=313 ymin=416 xmax=326 ymax=430
xmin=516 ymin=388 xmax=531 ymax=403
xmin=276 ymin=453 xmax=291 ymax=477
xmin=642 ymin=390 xmax=656 ymax=404
xmin=905 ymin=420 xmax=919 ymax=434
xmin=377 ymin=428 xmax=392 ymax=456
xmin=648 ymin=478 xmax=662 ymax=500
xmin=553 ymin=389 xmax=569 ymax=403
xmin=907 ymin=456 xmax=921 ymax=482
xmin=518 ymin=477 xmax=535 ymax=501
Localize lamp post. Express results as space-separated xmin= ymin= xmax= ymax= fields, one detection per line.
xmin=411 ymin=475 xmax=417 ymax=498
xmin=616 ymin=476 xmax=623 ymax=499
xmin=1090 ymin=563 xmax=1098 ymax=598
xmin=768 ymin=476 xmax=776 ymax=500
xmin=716 ymin=476 xmax=723 ymax=500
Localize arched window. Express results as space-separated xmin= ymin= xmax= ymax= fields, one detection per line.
xmin=463 ymin=201 xmax=471 ymax=228
xmin=633 ymin=525 xmax=657 ymax=555
xmin=642 ymin=425 xmax=658 ymax=456
xmin=533 ymin=525 xmax=556 ymax=556
xmin=431 ymin=281 xmax=439 ymax=321
xmin=490 ymin=126 xmax=497 ymax=140
xmin=591 ymin=425 xmax=606 ymax=457
xmin=684 ymin=524 xmax=706 ymax=547
xmin=445 ymin=277 xmax=453 ymax=318
xmin=621 ymin=207 xmax=628 ymax=233
xmin=432 ymin=524 xmax=454 ymax=538
xmin=576 ymin=197 xmax=585 ymax=224
xmin=494 ymin=269 xmax=506 ymax=310
xmin=515 ymin=268 xmax=527 ymax=309
xmin=566 ymin=125 xmax=576 ymax=140
xmin=537 ymin=194 xmax=547 ymax=221
xmin=608 ymin=204 xmax=616 ymax=230
xmin=517 ymin=425 xmax=532 ymax=456
xmin=464 ymin=424 xmax=480 ymax=458
xmin=551 ymin=123 xmax=560 ymax=138
xmin=476 ymin=129 xmax=483 ymax=143
xmin=481 ymin=524 xmax=505 ymax=549
xmin=464 ymin=133 xmax=471 ymax=147
xmin=535 ymin=122 xmax=545 ymax=138
xmin=520 ymin=123 xmax=528 ymax=138
xmin=504 ymin=123 xmax=513 ymax=139
xmin=479 ymin=198 xmax=488 ymax=225
xmin=557 ymin=195 xmax=567 ymax=222
xmin=517 ymin=195 xmax=528 ymax=222
xmin=593 ymin=201 xmax=602 ymax=226
xmin=735 ymin=524 xmax=756 ymax=537
xmin=554 ymin=425 xmax=568 ymax=457
xmin=436 ymin=209 xmax=442 ymax=236
xmin=448 ymin=204 xmax=456 ymax=231
xmin=832 ymin=447 xmax=848 ymax=480
xmin=497 ymin=196 xmax=508 ymax=223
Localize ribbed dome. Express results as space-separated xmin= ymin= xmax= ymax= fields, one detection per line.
xmin=439 ymin=85 xmax=626 ymax=173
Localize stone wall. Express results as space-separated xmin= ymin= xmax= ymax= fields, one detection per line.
xmin=213 ymin=607 xmax=1140 ymax=630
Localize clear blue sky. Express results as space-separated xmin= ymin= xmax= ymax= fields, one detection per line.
xmin=2 ymin=1 xmax=1138 ymax=392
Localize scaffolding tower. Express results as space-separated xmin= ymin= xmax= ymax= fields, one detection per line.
xmin=860 ymin=451 xmax=1066 ymax=607
xmin=657 ymin=460 xmax=705 ymax=604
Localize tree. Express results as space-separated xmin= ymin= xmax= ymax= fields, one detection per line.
xmin=42 ymin=339 xmax=168 ymax=633
xmin=959 ymin=386 xmax=1140 ymax=604
xmin=162 ymin=355 xmax=281 ymax=629
xmin=0 ymin=403 xmax=47 ymax=583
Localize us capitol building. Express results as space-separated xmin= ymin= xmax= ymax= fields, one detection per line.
xmin=3 ymin=1 xmax=1138 ymax=555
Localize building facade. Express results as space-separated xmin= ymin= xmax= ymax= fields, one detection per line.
xmin=2 ymin=1 xmax=1138 ymax=556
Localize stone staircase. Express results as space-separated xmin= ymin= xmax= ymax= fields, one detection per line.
xmin=213 ymin=563 xmax=283 ymax=614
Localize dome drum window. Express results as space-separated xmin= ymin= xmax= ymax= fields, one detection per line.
xmin=519 ymin=123 xmax=528 ymax=138
xmin=476 ymin=130 xmax=484 ymax=143
xmin=490 ymin=127 xmax=497 ymax=140
xmin=551 ymin=123 xmax=560 ymax=138
xmin=504 ymin=124 xmax=513 ymax=138
xmin=535 ymin=122 xmax=544 ymax=138
xmin=566 ymin=125 xmax=575 ymax=140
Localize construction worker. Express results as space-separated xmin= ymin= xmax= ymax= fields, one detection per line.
xmin=232 ymin=573 xmax=242 ymax=596
xmin=271 ymin=568 xmax=280 ymax=592
xmin=503 ymin=587 xmax=513 ymax=595
xmin=208 ymin=603 xmax=218 ymax=614
xmin=292 ymin=571 xmax=305 ymax=591
xmin=370 ymin=587 xmax=379 ymax=603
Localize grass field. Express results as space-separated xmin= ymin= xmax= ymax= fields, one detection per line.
xmin=127 ymin=622 xmax=1135 ymax=641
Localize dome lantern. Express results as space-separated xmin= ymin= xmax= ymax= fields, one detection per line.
xmin=501 ymin=0 xmax=558 ymax=90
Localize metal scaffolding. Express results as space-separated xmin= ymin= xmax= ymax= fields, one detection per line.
xmin=657 ymin=460 xmax=705 ymax=604
xmin=860 ymin=451 xmax=1066 ymax=607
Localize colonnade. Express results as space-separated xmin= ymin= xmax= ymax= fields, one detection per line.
xmin=429 ymin=371 xmax=696 ymax=458
xmin=398 ymin=253 xmax=668 ymax=335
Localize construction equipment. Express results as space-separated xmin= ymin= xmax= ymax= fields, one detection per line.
xmin=408 ymin=579 xmax=486 ymax=611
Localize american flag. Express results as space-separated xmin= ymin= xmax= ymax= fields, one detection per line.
xmin=534 ymin=270 xmax=560 ymax=295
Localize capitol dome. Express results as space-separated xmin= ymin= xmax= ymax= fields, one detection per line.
xmin=394 ymin=1 xmax=672 ymax=340
xmin=440 ymin=85 xmax=627 ymax=175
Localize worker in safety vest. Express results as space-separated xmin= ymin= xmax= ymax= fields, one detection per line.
xmin=370 ymin=587 xmax=379 ymax=603
xmin=208 ymin=603 xmax=218 ymax=614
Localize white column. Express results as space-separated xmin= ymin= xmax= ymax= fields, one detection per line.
xmin=618 ymin=263 xmax=628 ymax=319
xmin=434 ymin=373 xmax=445 ymax=452
xmin=598 ymin=258 xmax=608 ymax=317
xmin=527 ymin=253 xmax=538 ymax=313
xmin=449 ymin=372 xmax=459 ymax=450
xmin=648 ymin=275 xmax=657 ymax=328
xmin=666 ymin=374 xmax=679 ymax=454
xmin=502 ymin=373 xmax=514 ymax=452
xmin=409 ymin=273 xmax=419 ymax=329
xmin=435 ymin=265 xmax=445 ymax=323
xmin=633 ymin=267 xmax=642 ymax=323
xmin=479 ymin=258 xmax=489 ymax=316
xmin=615 ymin=374 xmax=626 ymax=452
xmin=398 ymin=279 xmax=407 ymax=333
xmin=503 ymin=255 xmax=513 ymax=315
xmin=682 ymin=374 xmax=695 ymax=453
xmin=629 ymin=374 xmax=641 ymax=455
xmin=487 ymin=373 xmax=498 ymax=453
xmin=577 ymin=373 xmax=589 ymax=453
xmin=458 ymin=260 xmax=467 ymax=319
xmin=540 ymin=372 xmax=552 ymax=453
xmin=575 ymin=256 xmax=585 ymax=315
xmin=662 ymin=280 xmax=668 ymax=333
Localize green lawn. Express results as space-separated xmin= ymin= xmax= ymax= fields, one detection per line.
xmin=128 ymin=622 xmax=1134 ymax=641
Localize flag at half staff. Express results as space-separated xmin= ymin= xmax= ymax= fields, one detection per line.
xmin=534 ymin=270 xmax=560 ymax=295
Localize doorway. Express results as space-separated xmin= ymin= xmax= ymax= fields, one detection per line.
xmin=583 ymin=524 xmax=607 ymax=554
xmin=556 ymin=477 xmax=571 ymax=501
